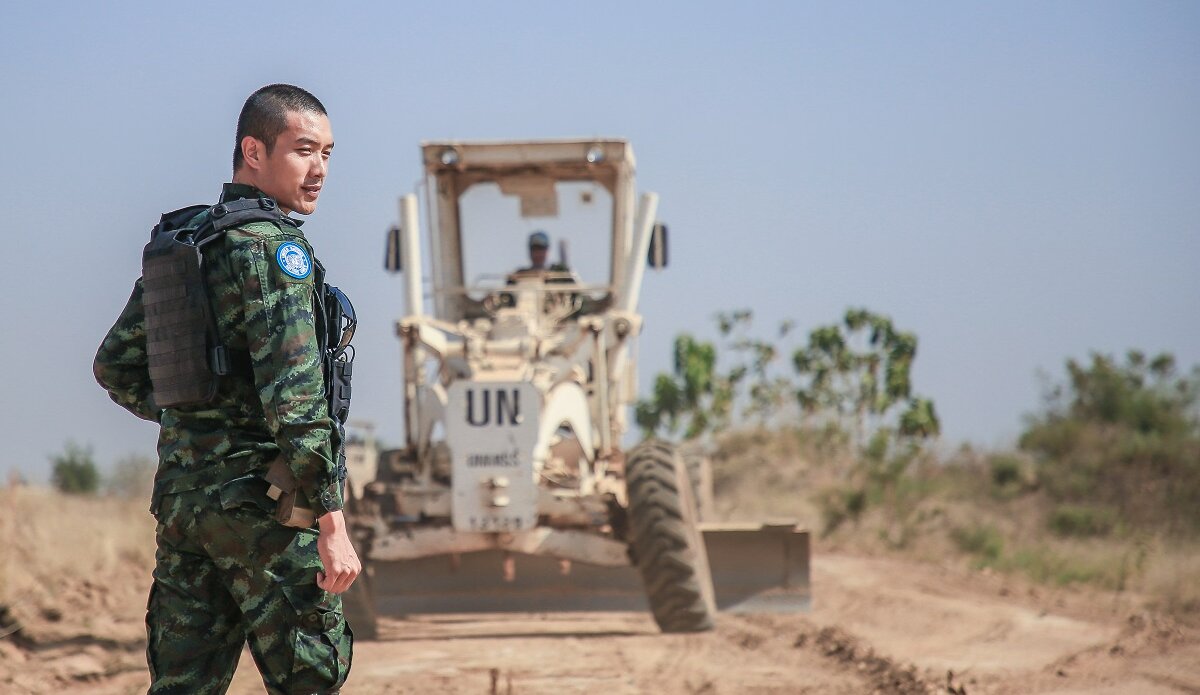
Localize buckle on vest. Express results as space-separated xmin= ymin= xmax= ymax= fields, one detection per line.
xmin=210 ymin=346 xmax=230 ymax=376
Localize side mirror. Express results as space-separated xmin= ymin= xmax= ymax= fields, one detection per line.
xmin=384 ymin=225 xmax=403 ymax=273
xmin=647 ymin=222 xmax=669 ymax=268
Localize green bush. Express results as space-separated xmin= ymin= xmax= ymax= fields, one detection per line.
xmin=1006 ymin=546 xmax=1107 ymax=586
xmin=1048 ymin=504 xmax=1116 ymax=538
xmin=1020 ymin=352 xmax=1200 ymax=535
xmin=989 ymin=454 xmax=1022 ymax=488
xmin=951 ymin=524 xmax=1004 ymax=562
xmin=844 ymin=488 xmax=867 ymax=517
xmin=50 ymin=441 xmax=99 ymax=495
xmin=819 ymin=485 xmax=867 ymax=535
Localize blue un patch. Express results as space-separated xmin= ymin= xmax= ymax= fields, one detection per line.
xmin=276 ymin=242 xmax=312 ymax=280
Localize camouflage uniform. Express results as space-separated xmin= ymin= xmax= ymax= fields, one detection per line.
xmin=94 ymin=183 xmax=352 ymax=694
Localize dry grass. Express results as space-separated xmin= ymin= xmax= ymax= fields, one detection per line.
xmin=710 ymin=425 xmax=857 ymax=529
xmin=1141 ymin=541 xmax=1200 ymax=616
xmin=0 ymin=485 xmax=155 ymax=632
xmin=709 ymin=427 xmax=1200 ymax=624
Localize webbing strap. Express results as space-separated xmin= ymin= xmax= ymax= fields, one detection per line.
xmin=192 ymin=197 xmax=285 ymax=376
xmin=203 ymin=196 xmax=294 ymax=239
xmin=194 ymin=195 xmax=283 ymax=374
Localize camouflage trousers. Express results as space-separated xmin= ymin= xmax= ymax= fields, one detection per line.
xmin=147 ymin=482 xmax=352 ymax=694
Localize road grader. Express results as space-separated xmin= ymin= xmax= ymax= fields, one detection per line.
xmin=344 ymin=139 xmax=809 ymax=636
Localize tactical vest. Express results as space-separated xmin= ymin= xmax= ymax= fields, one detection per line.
xmin=142 ymin=196 xmax=357 ymax=520
xmin=141 ymin=197 xmax=292 ymax=407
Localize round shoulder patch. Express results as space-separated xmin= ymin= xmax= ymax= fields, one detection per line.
xmin=276 ymin=241 xmax=312 ymax=280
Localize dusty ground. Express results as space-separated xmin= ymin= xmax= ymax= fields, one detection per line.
xmin=4 ymin=551 xmax=1198 ymax=694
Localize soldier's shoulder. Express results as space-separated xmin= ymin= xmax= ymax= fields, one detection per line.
xmin=225 ymin=220 xmax=307 ymax=244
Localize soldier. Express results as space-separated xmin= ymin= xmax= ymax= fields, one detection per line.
xmin=523 ymin=230 xmax=551 ymax=271
xmin=94 ymin=84 xmax=358 ymax=694
xmin=513 ymin=230 xmax=572 ymax=276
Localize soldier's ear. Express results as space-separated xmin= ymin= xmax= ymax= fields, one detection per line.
xmin=240 ymin=136 xmax=265 ymax=171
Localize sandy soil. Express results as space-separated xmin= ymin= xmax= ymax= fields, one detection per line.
xmin=5 ymin=551 xmax=1197 ymax=695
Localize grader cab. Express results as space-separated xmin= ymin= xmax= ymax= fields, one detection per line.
xmin=345 ymin=139 xmax=809 ymax=636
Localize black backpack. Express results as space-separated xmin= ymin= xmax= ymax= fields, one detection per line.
xmin=141 ymin=197 xmax=289 ymax=407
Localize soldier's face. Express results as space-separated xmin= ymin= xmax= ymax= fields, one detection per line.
xmin=530 ymin=246 xmax=548 ymax=268
xmin=256 ymin=110 xmax=334 ymax=215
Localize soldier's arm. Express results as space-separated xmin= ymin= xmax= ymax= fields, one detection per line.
xmin=238 ymin=233 xmax=344 ymax=518
xmin=94 ymin=279 xmax=161 ymax=423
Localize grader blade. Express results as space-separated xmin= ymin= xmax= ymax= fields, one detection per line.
xmin=368 ymin=523 xmax=810 ymax=615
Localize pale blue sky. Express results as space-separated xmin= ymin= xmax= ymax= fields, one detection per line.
xmin=2 ymin=1 xmax=1197 ymax=481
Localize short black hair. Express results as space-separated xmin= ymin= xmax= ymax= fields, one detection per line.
xmin=233 ymin=84 xmax=327 ymax=172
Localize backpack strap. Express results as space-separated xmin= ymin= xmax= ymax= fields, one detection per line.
xmin=192 ymin=197 xmax=289 ymax=375
xmin=207 ymin=196 xmax=288 ymax=234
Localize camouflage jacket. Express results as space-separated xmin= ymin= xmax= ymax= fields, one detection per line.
xmin=94 ymin=183 xmax=343 ymax=517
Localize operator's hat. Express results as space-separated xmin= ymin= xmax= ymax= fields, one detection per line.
xmin=528 ymin=231 xmax=550 ymax=248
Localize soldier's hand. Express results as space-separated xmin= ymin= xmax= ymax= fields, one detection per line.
xmin=315 ymin=510 xmax=361 ymax=594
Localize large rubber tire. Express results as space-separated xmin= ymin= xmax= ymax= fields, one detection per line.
xmin=626 ymin=439 xmax=717 ymax=632
xmin=342 ymin=563 xmax=379 ymax=640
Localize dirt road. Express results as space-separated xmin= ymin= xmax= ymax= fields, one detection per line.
xmin=7 ymin=552 xmax=1198 ymax=694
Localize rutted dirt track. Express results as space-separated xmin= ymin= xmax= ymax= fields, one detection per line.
xmin=11 ymin=553 xmax=1199 ymax=694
